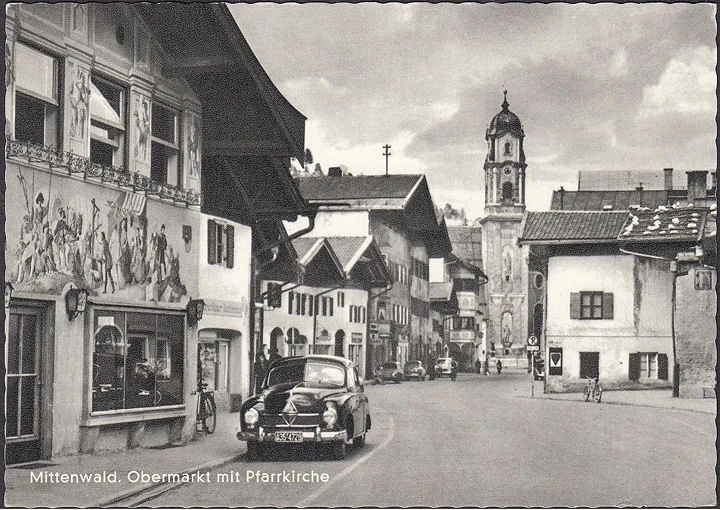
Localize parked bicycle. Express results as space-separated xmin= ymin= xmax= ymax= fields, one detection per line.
xmin=196 ymin=380 xmax=217 ymax=434
xmin=583 ymin=377 xmax=602 ymax=403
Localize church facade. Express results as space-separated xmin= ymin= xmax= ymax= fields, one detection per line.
xmin=478 ymin=92 xmax=531 ymax=361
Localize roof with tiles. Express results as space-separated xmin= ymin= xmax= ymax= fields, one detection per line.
xmin=298 ymin=175 xmax=423 ymax=206
xmin=519 ymin=211 xmax=629 ymax=244
xmin=550 ymin=190 xmax=671 ymax=211
xmin=321 ymin=237 xmax=368 ymax=269
xmin=618 ymin=206 xmax=712 ymax=243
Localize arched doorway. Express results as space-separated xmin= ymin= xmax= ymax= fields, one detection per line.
xmin=334 ymin=330 xmax=345 ymax=358
xmin=269 ymin=327 xmax=283 ymax=356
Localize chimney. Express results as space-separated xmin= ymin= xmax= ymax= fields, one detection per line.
xmin=663 ymin=168 xmax=673 ymax=191
xmin=559 ymin=186 xmax=565 ymax=210
xmin=328 ymin=166 xmax=343 ymax=177
xmin=686 ymin=170 xmax=708 ymax=201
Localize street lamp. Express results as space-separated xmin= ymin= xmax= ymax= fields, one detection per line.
xmin=65 ymin=287 xmax=89 ymax=321
xmin=187 ymin=299 xmax=205 ymax=326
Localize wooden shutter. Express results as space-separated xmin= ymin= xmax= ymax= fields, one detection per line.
xmin=225 ymin=225 xmax=234 ymax=268
xmin=657 ymin=353 xmax=669 ymax=380
xmin=628 ymin=353 xmax=640 ymax=381
xmin=207 ymin=219 xmax=217 ymax=264
xmin=569 ymin=293 xmax=581 ymax=319
xmin=601 ymin=292 xmax=614 ymax=319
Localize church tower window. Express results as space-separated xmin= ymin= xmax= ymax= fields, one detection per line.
xmin=502 ymin=182 xmax=514 ymax=201
xmin=504 ymin=141 xmax=512 ymax=156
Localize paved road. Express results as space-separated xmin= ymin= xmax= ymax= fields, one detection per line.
xmin=144 ymin=371 xmax=715 ymax=507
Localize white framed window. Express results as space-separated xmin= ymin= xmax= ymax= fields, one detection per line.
xmin=150 ymin=102 xmax=180 ymax=186
xmin=90 ymin=75 xmax=125 ymax=168
xmin=14 ymin=43 xmax=59 ymax=147
xmin=639 ymin=353 xmax=658 ymax=379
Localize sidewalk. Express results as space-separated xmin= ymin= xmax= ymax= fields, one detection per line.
xmin=524 ymin=386 xmax=716 ymax=415
xmin=4 ymin=412 xmax=243 ymax=508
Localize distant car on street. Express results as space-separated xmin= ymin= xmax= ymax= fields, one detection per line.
xmin=374 ymin=361 xmax=404 ymax=384
xmin=403 ymin=360 xmax=426 ymax=381
xmin=434 ymin=358 xmax=458 ymax=379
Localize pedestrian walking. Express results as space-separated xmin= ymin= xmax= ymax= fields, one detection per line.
xmin=475 ymin=359 xmax=481 ymax=374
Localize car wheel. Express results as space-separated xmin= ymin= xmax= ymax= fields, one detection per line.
xmin=332 ymin=440 xmax=346 ymax=460
xmin=353 ymin=433 xmax=366 ymax=447
xmin=246 ymin=441 xmax=262 ymax=461
xmin=420 ymin=375 xmax=425 ymax=381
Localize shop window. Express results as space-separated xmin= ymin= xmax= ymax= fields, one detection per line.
xmin=92 ymin=309 xmax=184 ymax=412
xmin=207 ymin=219 xmax=234 ymax=268
xmin=150 ymin=102 xmax=180 ymax=186
xmin=90 ymin=75 xmax=125 ymax=167
xmin=14 ymin=43 xmax=59 ymax=147
xmin=570 ymin=292 xmax=613 ymax=320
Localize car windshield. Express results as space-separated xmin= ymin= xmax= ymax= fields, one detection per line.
xmin=436 ymin=358 xmax=450 ymax=365
xmin=380 ymin=362 xmax=397 ymax=369
xmin=265 ymin=359 xmax=346 ymax=388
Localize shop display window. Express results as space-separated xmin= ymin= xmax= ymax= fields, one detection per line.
xmin=92 ymin=309 xmax=184 ymax=412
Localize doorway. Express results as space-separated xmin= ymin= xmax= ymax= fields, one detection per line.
xmin=334 ymin=330 xmax=345 ymax=357
xmin=6 ymin=306 xmax=44 ymax=464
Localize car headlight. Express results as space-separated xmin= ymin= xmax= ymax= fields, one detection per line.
xmin=322 ymin=403 xmax=338 ymax=427
xmin=244 ymin=407 xmax=259 ymax=427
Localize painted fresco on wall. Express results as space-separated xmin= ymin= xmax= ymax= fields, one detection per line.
xmin=8 ymin=166 xmax=187 ymax=302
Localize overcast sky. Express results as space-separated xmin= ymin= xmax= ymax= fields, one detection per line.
xmin=230 ymin=2 xmax=717 ymax=219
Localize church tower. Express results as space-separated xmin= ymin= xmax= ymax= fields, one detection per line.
xmin=484 ymin=90 xmax=526 ymax=214
xmin=479 ymin=91 xmax=529 ymax=361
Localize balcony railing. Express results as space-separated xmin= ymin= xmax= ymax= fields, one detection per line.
xmin=6 ymin=138 xmax=201 ymax=207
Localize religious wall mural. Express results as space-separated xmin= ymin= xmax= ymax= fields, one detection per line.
xmin=8 ymin=166 xmax=187 ymax=302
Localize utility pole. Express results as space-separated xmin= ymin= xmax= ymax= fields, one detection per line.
xmin=382 ymin=144 xmax=391 ymax=175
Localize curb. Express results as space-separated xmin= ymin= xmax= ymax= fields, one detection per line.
xmin=517 ymin=394 xmax=715 ymax=415
xmin=92 ymin=452 xmax=243 ymax=507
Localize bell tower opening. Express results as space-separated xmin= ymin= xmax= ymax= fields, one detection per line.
xmin=502 ymin=182 xmax=514 ymax=201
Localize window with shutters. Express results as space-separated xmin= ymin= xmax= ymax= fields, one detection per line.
xmin=266 ymin=283 xmax=282 ymax=309
xmin=14 ymin=43 xmax=59 ymax=147
xmin=337 ymin=292 xmax=345 ymax=307
xmin=329 ymin=298 xmax=334 ymax=317
xmin=288 ymin=291 xmax=294 ymax=315
xmin=206 ymin=219 xmax=234 ymax=268
xmin=630 ymin=352 xmax=667 ymax=380
xmin=570 ymin=292 xmax=613 ymax=320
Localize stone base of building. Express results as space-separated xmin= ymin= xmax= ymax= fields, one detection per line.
xmin=545 ymin=377 xmax=672 ymax=393
xmin=79 ymin=417 xmax=187 ymax=454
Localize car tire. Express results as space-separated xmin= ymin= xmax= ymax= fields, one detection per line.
xmin=353 ymin=433 xmax=366 ymax=447
xmin=246 ymin=441 xmax=262 ymax=461
xmin=420 ymin=375 xmax=425 ymax=381
xmin=332 ymin=440 xmax=346 ymax=460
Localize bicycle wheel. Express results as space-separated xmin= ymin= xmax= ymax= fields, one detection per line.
xmin=593 ymin=386 xmax=602 ymax=403
xmin=583 ymin=387 xmax=591 ymax=402
xmin=195 ymin=396 xmax=206 ymax=432
xmin=202 ymin=394 xmax=217 ymax=434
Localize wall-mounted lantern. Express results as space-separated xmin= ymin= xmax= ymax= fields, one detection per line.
xmin=65 ymin=287 xmax=89 ymax=321
xmin=187 ymin=299 xmax=205 ymax=326
xmin=5 ymin=282 xmax=14 ymax=308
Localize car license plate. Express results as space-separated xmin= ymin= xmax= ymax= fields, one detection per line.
xmin=275 ymin=432 xmax=303 ymax=443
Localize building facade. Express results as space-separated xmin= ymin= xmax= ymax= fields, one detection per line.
xmin=5 ymin=3 xmax=308 ymax=463
xmin=295 ymin=174 xmax=452 ymax=373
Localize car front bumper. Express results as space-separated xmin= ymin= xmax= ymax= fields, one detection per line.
xmin=237 ymin=427 xmax=347 ymax=443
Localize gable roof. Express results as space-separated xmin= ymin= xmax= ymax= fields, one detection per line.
xmin=550 ymin=190 xmax=671 ymax=211
xmin=291 ymin=238 xmax=344 ymax=276
xmin=618 ymin=207 xmax=710 ymax=243
xmin=298 ymin=175 xmax=424 ymax=209
xmin=519 ymin=211 xmax=629 ymax=245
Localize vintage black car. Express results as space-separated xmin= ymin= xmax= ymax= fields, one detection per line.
xmin=237 ymin=355 xmax=370 ymax=460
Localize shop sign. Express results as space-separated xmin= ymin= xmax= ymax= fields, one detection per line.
xmin=369 ymin=332 xmax=383 ymax=345
xmin=351 ymin=332 xmax=363 ymax=344
xmin=549 ymin=347 xmax=563 ymax=376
